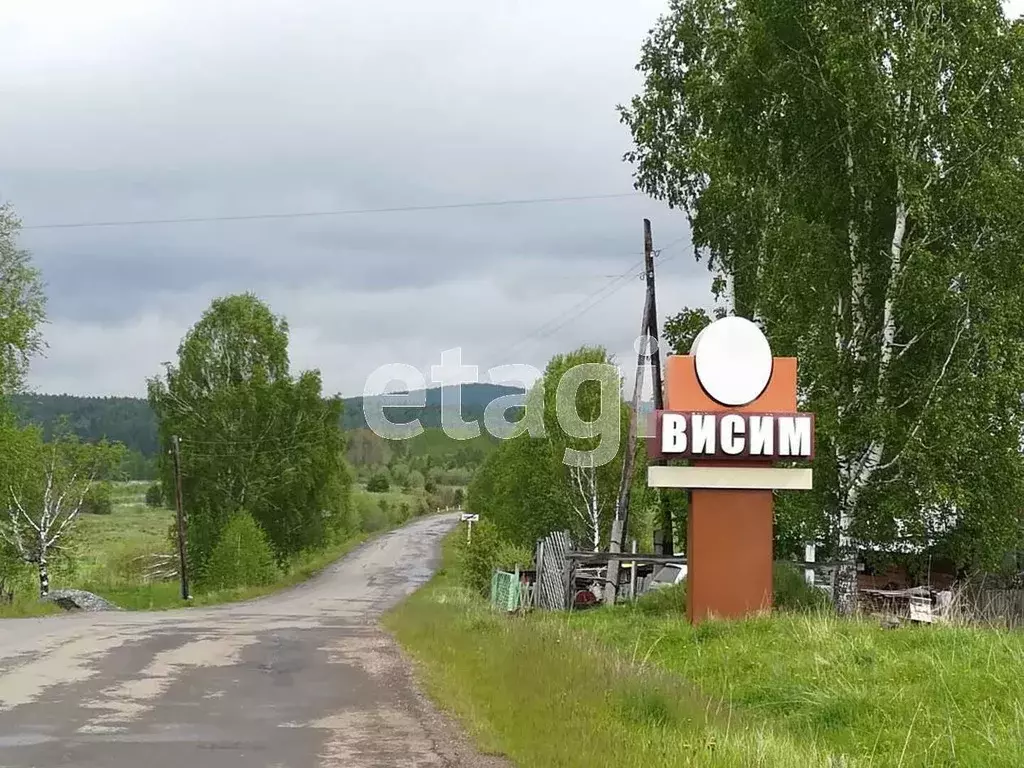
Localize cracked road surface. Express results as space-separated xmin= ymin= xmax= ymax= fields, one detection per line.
xmin=0 ymin=513 xmax=509 ymax=768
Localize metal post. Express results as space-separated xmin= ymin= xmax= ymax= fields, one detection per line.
xmin=629 ymin=539 xmax=638 ymax=600
xmin=170 ymin=435 xmax=191 ymax=601
xmin=804 ymin=541 xmax=816 ymax=587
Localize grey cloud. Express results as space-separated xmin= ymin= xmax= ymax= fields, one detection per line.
xmin=2 ymin=0 xmax=710 ymax=397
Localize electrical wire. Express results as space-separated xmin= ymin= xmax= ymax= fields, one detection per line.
xmin=21 ymin=192 xmax=644 ymax=231
xmin=496 ymin=236 xmax=693 ymax=364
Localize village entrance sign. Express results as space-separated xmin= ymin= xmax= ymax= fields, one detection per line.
xmin=647 ymin=316 xmax=814 ymax=624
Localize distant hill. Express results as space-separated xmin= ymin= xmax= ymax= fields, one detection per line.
xmin=342 ymin=383 xmax=524 ymax=430
xmin=10 ymin=383 xmax=525 ymax=457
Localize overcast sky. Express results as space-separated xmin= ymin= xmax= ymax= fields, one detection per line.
xmin=4 ymin=0 xmax=1022 ymax=398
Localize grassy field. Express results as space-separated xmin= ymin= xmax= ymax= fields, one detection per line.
xmin=0 ymin=481 xmax=430 ymax=617
xmin=385 ymin=532 xmax=1024 ymax=767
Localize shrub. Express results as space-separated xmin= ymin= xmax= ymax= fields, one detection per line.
xmin=773 ymin=561 xmax=832 ymax=612
xmin=635 ymin=581 xmax=687 ymax=615
xmin=106 ymin=545 xmax=176 ymax=584
xmin=354 ymin=493 xmax=388 ymax=532
xmin=366 ymin=473 xmax=390 ymax=492
xmin=201 ymin=510 xmax=280 ymax=591
xmin=630 ymin=563 xmax=831 ymax=617
xmin=144 ymin=483 xmax=164 ymax=508
xmin=456 ymin=518 xmax=502 ymax=595
xmin=80 ymin=484 xmax=113 ymax=515
xmin=494 ymin=541 xmax=533 ymax=572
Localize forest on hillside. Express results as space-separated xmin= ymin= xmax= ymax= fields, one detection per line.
xmin=8 ymin=385 xmax=515 ymax=481
xmin=12 ymin=384 xmax=516 ymax=451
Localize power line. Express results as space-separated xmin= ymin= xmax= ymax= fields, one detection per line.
xmin=21 ymin=192 xmax=645 ymax=231
xmin=497 ymin=236 xmax=692 ymax=364
xmin=502 ymin=258 xmax=646 ymax=359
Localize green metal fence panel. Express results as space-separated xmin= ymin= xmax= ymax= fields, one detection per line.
xmin=490 ymin=570 xmax=521 ymax=612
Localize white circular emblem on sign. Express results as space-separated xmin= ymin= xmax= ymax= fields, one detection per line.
xmin=692 ymin=316 xmax=773 ymax=406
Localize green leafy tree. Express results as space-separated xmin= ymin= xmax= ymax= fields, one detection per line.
xmin=662 ymin=307 xmax=712 ymax=356
xmin=119 ymin=449 xmax=157 ymax=481
xmin=201 ymin=510 xmax=280 ymax=590
xmin=344 ymin=428 xmax=393 ymax=467
xmin=389 ymin=462 xmax=410 ymax=489
xmin=456 ymin=517 xmax=502 ymax=595
xmin=469 ymin=346 xmax=637 ymax=552
xmin=366 ymin=472 xmax=390 ymax=493
xmin=534 ymin=346 xmax=628 ymax=550
xmin=148 ymin=293 xmax=351 ymax=576
xmin=145 ymin=482 xmax=163 ymax=508
xmin=623 ymin=0 xmax=1024 ymax=612
xmin=80 ymin=483 xmax=113 ymax=515
xmin=0 ymin=203 xmax=46 ymax=396
xmin=0 ymin=424 xmax=124 ymax=596
xmin=405 ymin=469 xmax=425 ymax=490
xmin=468 ymin=433 xmax=565 ymax=549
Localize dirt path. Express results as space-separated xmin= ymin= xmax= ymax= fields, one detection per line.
xmin=0 ymin=513 xmax=510 ymax=768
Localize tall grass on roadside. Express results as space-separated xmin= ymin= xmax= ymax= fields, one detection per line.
xmin=554 ymin=604 xmax=1024 ymax=766
xmin=388 ymin=531 xmax=1024 ymax=767
xmin=386 ymin=537 xmax=842 ymax=767
xmin=0 ymin=482 xmax=428 ymax=616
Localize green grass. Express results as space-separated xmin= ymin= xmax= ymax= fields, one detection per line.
xmin=81 ymin=531 xmax=379 ymax=611
xmin=385 ymin=532 xmax=1024 ymax=767
xmin=357 ymin=485 xmax=430 ymax=510
xmin=0 ymin=482 xmax=425 ymax=617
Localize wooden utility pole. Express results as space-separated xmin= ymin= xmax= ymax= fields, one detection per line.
xmin=642 ymin=220 xmax=674 ymax=556
xmin=607 ymin=219 xmax=657 ymax=603
xmin=170 ymin=435 xmax=191 ymax=601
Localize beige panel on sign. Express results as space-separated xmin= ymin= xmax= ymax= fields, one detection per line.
xmin=648 ymin=466 xmax=813 ymax=490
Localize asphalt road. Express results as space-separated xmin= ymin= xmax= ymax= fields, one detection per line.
xmin=0 ymin=513 xmax=509 ymax=768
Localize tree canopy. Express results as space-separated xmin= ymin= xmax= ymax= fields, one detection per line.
xmin=0 ymin=203 xmax=46 ymax=397
xmin=148 ymin=293 xmax=352 ymax=580
xmin=469 ymin=345 xmax=657 ymax=551
xmin=623 ymin=0 xmax=1024 ymax=609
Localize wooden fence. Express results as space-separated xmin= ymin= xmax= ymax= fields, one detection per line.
xmin=949 ymin=587 xmax=1024 ymax=628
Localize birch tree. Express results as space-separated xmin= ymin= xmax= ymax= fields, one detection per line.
xmin=535 ymin=346 xmax=624 ymax=551
xmin=0 ymin=202 xmax=46 ymax=396
xmin=466 ymin=432 xmax=564 ymax=549
xmin=569 ymin=456 xmax=603 ymax=551
xmin=148 ymin=293 xmax=350 ymax=580
xmin=0 ymin=427 xmax=123 ymax=597
xmin=623 ymin=0 xmax=1024 ymax=612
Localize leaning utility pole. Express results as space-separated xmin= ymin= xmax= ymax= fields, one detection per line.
xmin=170 ymin=435 xmax=191 ymax=601
xmin=642 ymin=220 xmax=674 ymax=556
xmin=606 ymin=219 xmax=659 ymax=603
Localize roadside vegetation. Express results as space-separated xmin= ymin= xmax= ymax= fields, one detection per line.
xmin=0 ymin=478 xmax=429 ymax=616
xmin=387 ymin=531 xmax=1024 ymax=767
xmin=385 ymin=4 xmax=1024 ymax=762
xmin=0 ymin=239 xmax=476 ymax=616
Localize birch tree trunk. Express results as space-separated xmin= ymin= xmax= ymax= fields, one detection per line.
xmin=38 ymin=547 xmax=49 ymax=597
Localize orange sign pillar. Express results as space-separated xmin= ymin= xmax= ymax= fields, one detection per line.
xmin=665 ymin=355 xmax=797 ymax=624
xmin=646 ymin=316 xmax=812 ymax=625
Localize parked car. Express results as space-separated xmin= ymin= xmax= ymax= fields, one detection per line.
xmin=648 ymin=563 xmax=687 ymax=589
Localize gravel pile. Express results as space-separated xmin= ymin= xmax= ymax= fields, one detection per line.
xmin=42 ymin=589 xmax=122 ymax=612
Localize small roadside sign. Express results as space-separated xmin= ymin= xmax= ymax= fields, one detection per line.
xmin=461 ymin=513 xmax=479 ymax=522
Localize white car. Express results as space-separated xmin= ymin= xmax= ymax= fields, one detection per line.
xmin=648 ymin=563 xmax=687 ymax=589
